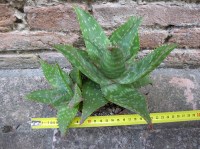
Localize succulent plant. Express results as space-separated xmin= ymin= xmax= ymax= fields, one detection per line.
xmin=26 ymin=6 xmax=176 ymax=136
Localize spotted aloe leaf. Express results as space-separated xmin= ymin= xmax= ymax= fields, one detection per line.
xmin=81 ymin=81 xmax=108 ymax=124
xmin=101 ymin=84 xmax=151 ymax=123
xmin=56 ymin=104 xmax=79 ymax=136
xmin=26 ymin=89 xmax=70 ymax=107
xmin=74 ymin=6 xmax=110 ymax=61
xmin=132 ymin=75 xmax=152 ymax=88
xmin=40 ymin=61 xmax=73 ymax=97
xmin=54 ymin=44 xmax=112 ymax=86
xmin=109 ymin=17 xmax=141 ymax=60
xmin=116 ymin=44 xmax=177 ymax=84
xmin=70 ymin=67 xmax=82 ymax=88
xmin=100 ymin=46 xmax=126 ymax=79
xmin=68 ymin=84 xmax=82 ymax=108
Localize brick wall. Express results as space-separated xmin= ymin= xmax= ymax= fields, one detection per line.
xmin=0 ymin=0 xmax=199 ymax=69
xmin=0 ymin=1 xmax=200 ymax=148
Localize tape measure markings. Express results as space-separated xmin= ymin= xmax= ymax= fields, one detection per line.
xmin=31 ymin=110 xmax=200 ymax=129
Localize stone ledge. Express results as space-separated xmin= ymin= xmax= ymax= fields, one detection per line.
xmin=1 ymin=127 xmax=200 ymax=149
xmin=0 ymin=68 xmax=199 ymax=127
xmin=0 ymin=130 xmax=53 ymax=149
xmin=0 ymin=68 xmax=200 ymax=148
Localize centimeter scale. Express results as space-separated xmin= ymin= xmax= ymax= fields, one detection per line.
xmin=31 ymin=110 xmax=200 ymax=129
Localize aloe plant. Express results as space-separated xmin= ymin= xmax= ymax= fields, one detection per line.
xmin=26 ymin=6 xmax=176 ymax=136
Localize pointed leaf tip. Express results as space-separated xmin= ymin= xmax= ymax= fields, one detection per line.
xmin=110 ymin=17 xmax=142 ymax=60
xmin=116 ymin=44 xmax=176 ymax=84
xmin=74 ymin=6 xmax=110 ymax=61
xmin=101 ymin=84 xmax=151 ymax=124
xmin=39 ymin=60 xmax=73 ymax=96
xmin=57 ymin=104 xmax=79 ymax=136
xmin=81 ymin=81 xmax=108 ymax=124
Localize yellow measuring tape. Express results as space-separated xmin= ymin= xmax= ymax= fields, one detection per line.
xmin=31 ymin=110 xmax=200 ymax=129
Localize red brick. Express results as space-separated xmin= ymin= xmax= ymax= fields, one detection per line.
xmin=169 ymin=28 xmax=200 ymax=48
xmin=139 ymin=30 xmax=168 ymax=49
xmin=93 ymin=3 xmax=200 ymax=28
xmin=24 ymin=4 xmax=85 ymax=32
xmin=137 ymin=3 xmax=200 ymax=27
xmin=0 ymin=4 xmax=16 ymax=32
xmin=0 ymin=31 xmax=79 ymax=51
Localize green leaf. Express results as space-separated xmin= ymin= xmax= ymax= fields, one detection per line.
xmin=70 ymin=67 xmax=82 ymax=88
xmin=40 ymin=61 xmax=73 ymax=96
xmin=55 ymin=44 xmax=112 ymax=86
xmin=130 ymin=33 xmax=140 ymax=58
xmin=56 ymin=104 xmax=79 ymax=136
xmin=100 ymin=46 xmax=126 ymax=79
xmin=132 ymin=75 xmax=152 ymax=88
xmin=68 ymin=84 xmax=82 ymax=108
xmin=26 ymin=89 xmax=70 ymax=107
xmin=74 ymin=7 xmax=110 ymax=61
xmin=101 ymin=84 xmax=151 ymax=123
xmin=109 ymin=17 xmax=141 ymax=60
xmin=81 ymin=81 xmax=108 ymax=124
xmin=116 ymin=44 xmax=176 ymax=84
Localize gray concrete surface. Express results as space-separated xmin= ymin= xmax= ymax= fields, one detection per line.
xmin=0 ymin=68 xmax=200 ymax=149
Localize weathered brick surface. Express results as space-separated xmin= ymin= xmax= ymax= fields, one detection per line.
xmin=0 ymin=28 xmax=196 ymax=51
xmin=0 ymin=4 xmax=16 ymax=32
xmin=139 ymin=29 xmax=168 ymax=49
xmin=93 ymin=3 xmax=200 ymax=28
xmin=0 ymin=54 xmax=39 ymax=69
xmin=0 ymin=31 xmax=79 ymax=51
xmin=0 ymin=29 xmax=169 ymax=51
xmin=0 ymin=26 xmax=10 ymax=32
xmin=23 ymin=0 xmax=200 ymax=6
xmin=165 ymin=50 xmax=200 ymax=68
xmin=169 ymin=28 xmax=200 ymax=48
xmin=24 ymin=3 xmax=200 ymax=31
xmin=0 ymin=53 xmax=70 ymax=69
xmin=25 ymin=4 xmax=85 ymax=32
